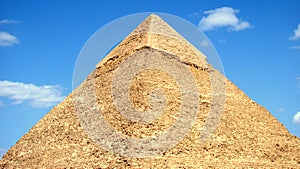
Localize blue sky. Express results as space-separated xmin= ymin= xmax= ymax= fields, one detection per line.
xmin=0 ymin=0 xmax=299 ymax=158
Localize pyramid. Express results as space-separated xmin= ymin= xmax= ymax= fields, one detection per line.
xmin=1 ymin=14 xmax=299 ymax=168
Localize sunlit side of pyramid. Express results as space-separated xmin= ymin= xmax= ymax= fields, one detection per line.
xmin=1 ymin=14 xmax=299 ymax=168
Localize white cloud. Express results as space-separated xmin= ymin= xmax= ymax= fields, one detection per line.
xmin=198 ymin=7 xmax=251 ymax=32
xmin=293 ymin=112 xmax=300 ymax=125
xmin=0 ymin=31 xmax=19 ymax=46
xmin=200 ymin=39 xmax=210 ymax=47
xmin=0 ymin=19 xmax=19 ymax=25
xmin=290 ymin=24 xmax=300 ymax=40
xmin=0 ymin=148 xmax=7 ymax=159
xmin=0 ymin=80 xmax=65 ymax=108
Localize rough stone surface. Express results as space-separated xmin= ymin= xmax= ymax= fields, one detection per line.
xmin=1 ymin=14 xmax=299 ymax=168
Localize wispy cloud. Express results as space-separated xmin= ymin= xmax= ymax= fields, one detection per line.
xmin=219 ymin=39 xmax=226 ymax=43
xmin=200 ymin=39 xmax=210 ymax=47
xmin=0 ymin=148 xmax=7 ymax=159
xmin=0 ymin=19 xmax=19 ymax=25
xmin=198 ymin=7 xmax=251 ymax=32
xmin=293 ymin=112 xmax=300 ymax=125
xmin=0 ymin=80 xmax=66 ymax=108
xmin=290 ymin=45 xmax=300 ymax=50
xmin=290 ymin=24 xmax=300 ymax=40
xmin=0 ymin=19 xmax=20 ymax=46
xmin=297 ymin=77 xmax=300 ymax=91
xmin=189 ymin=12 xmax=200 ymax=18
xmin=0 ymin=31 xmax=19 ymax=46
xmin=277 ymin=108 xmax=285 ymax=113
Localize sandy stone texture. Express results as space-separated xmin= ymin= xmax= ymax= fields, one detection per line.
xmin=1 ymin=14 xmax=299 ymax=168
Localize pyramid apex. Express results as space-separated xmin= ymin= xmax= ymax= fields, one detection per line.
xmin=148 ymin=13 xmax=161 ymax=18
xmin=128 ymin=14 xmax=207 ymax=63
xmin=128 ymin=13 xmax=185 ymax=40
xmin=97 ymin=13 xmax=208 ymax=69
xmin=146 ymin=13 xmax=165 ymax=22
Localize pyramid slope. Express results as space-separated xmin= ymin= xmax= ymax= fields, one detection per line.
xmin=1 ymin=14 xmax=300 ymax=168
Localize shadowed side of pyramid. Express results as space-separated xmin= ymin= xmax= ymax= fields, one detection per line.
xmin=1 ymin=14 xmax=299 ymax=168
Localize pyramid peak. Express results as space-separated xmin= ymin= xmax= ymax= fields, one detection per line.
xmin=148 ymin=13 xmax=161 ymax=19
xmin=144 ymin=13 xmax=169 ymax=25
xmin=97 ymin=13 xmax=207 ymax=69
xmin=128 ymin=13 xmax=186 ymax=41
